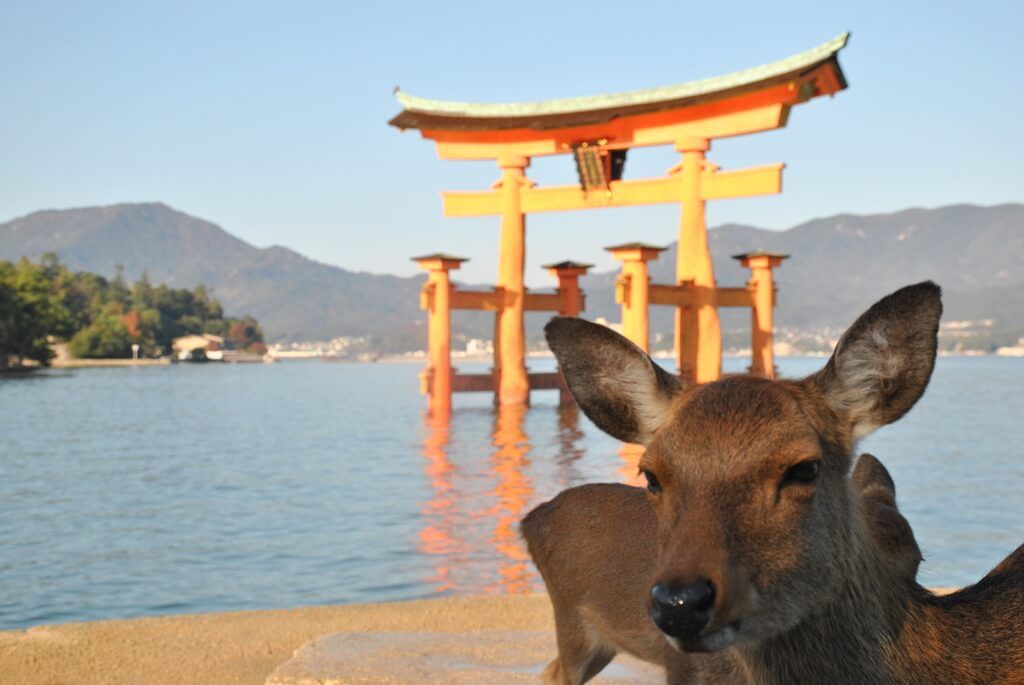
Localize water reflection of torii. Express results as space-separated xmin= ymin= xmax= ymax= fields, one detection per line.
xmin=418 ymin=404 xmax=598 ymax=596
xmin=555 ymin=399 xmax=645 ymax=488
xmin=418 ymin=403 xmax=646 ymax=594
xmin=554 ymin=402 xmax=585 ymax=485
xmin=418 ymin=410 xmax=465 ymax=594
xmin=487 ymin=403 xmax=534 ymax=594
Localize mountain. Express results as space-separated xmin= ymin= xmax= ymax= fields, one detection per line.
xmin=577 ymin=204 xmax=1024 ymax=351
xmin=1 ymin=202 xmax=1022 ymax=350
xmin=0 ymin=203 xmax=426 ymax=347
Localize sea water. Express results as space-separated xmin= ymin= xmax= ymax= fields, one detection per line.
xmin=0 ymin=357 xmax=1021 ymax=629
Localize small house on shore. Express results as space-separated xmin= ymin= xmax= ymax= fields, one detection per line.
xmin=172 ymin=334 xmax=224 ymax=361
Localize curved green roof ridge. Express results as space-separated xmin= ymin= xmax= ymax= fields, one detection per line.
xmin=395 ymin=33 xmax=848 ymax=119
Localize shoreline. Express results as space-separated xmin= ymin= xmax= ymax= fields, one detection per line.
xmin=2 ymin=351 xmax=1016 ymax=375
xmin=53 ymin=351 xmax=1024 ymax=366
xmin=50 ymin=357 xmax=172 ymax=368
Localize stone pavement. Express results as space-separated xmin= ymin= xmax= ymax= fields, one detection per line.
xmin=266 ymin=629 xmax=662 ymax=684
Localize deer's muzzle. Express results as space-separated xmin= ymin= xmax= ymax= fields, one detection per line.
xmin=649 ymin=579 xmax=716 ymax=645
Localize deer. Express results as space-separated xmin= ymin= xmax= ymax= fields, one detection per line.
xmin=523 ymin=451 xmax=922 ymax=684
xmin=529 ymin=282 xmax=1024 ymax=684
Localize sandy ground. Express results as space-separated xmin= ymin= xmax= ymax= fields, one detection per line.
xmin=0 ymin=595 xmax=559 ymax=685
xmin=0 ymin=590 xmax=960 ymax=684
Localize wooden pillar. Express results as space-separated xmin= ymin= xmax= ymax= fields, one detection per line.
xmin=733 ymin=251 xmax=788 ymax=379
xmin=496 ymin=155 xmax=530 ymax=405
xmin=414 ymin=253 xmax=467 ymax=416
xmin=491 ymin=308 xmax=502 ymax=399
xmin=606 ymin=243 xmax=666 ymax=353
xmin=675 ymin=137 xmax=721 ymax=384
xmin=543 ymin=260 xmax=593 ymax=316
xmin=544 ymin=260 xmax=593 ymax=405
xmin=606 ymin=243 xmax=657 ymax=480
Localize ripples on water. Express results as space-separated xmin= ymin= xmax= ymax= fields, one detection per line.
xmin=0 ymin=357 xmax=1022 ymax=629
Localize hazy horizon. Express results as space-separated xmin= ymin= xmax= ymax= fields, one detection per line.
xmin=4 ymin=198 xmax=1022 ymax=283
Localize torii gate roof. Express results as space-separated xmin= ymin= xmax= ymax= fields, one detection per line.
xmin=389 ymin=33 xmax=848 ymax=136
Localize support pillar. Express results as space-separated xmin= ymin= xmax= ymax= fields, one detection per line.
xmin=414 ymin=253 xmax=468 ymax=417
xmin=734 ymin=251 xmax=788 ymax=379
xmin=675 ymin=137 xmax=721 ymax=384
xmin=606 ymin=243 xmax=666 ymax=353
xmin=543 ymin=260 xmax=593 ymax=316
xmin=543 ymin=260 xmax=593 ymax=405
xmin=496 ymin=155 xmax=531 ymax=405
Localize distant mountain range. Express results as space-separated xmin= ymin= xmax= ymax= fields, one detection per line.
xmin=1 ymin=202 xmax=1022 ymax=351
xmin=579 ymin=204 xmax=1024 ymax=352
xmin=0 ymin=203 xmax=426 ymax=349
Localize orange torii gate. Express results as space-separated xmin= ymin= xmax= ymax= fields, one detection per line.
xmin=391 ymin=34 xmax=848 ymax=410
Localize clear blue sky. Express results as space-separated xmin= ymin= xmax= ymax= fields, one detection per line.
xmin=2 ymin=1 xmax=1022 ymax=285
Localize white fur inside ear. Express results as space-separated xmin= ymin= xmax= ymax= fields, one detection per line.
xmin=829 ymin=327 xmax=903 ymax=440
xmin=596 ymin=352 xmax=674 ymax=444
xmin=851 ymin=421 xmax=880 ymax=441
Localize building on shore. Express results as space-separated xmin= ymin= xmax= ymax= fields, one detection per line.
xmin=172 ymin=334 xmax=224 ymax=361
xmin=996 ymin=338 xmax=1024 ymax=357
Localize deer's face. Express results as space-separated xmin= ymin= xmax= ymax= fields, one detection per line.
xmin=640 ymin=377 xmax=857 ymax=651
xmin=545 ymin=282 xmax=941 ymax=654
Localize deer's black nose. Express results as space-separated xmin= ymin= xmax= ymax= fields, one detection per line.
xmin=649 ymin=579 xmax=716 ymax=641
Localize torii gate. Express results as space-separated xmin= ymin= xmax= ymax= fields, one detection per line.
xmin=391 ymin=34 xmax=848 ymax=408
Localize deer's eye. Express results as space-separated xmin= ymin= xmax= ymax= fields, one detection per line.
xmin=642 ymin=470 xmax=662 ymax=495
xmin=782 ymin=460 xmax=820 ymax=486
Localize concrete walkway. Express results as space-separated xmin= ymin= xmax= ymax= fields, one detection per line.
xmin=267 ymin=630 xmax=660 ymax=684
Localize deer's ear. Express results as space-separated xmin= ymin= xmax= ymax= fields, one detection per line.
xmin=852 ymin=453 xmax=897 ymax=506
xmin=853 ymin=454 xmax=923 ymax=579
xmin=545 ymin=317 xmax=684 ymax=445
xmin=811 ymin=282 xmax=942 ymax=440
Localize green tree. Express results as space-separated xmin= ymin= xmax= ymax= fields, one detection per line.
xmin=0 ymin=256 xmax=265 ymax=363
xmin=0 ymin=258 xmax=70 ymax=367
xmin=67 ymin=307 xmax=134 ymax=359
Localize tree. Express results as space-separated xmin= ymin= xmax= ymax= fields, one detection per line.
xmin=0 ymin=256 xmax=265 ymax=363
xmin=67 ymin=307 xmax=134 ymax=359
xmin=227 ymin=315 xmax=265 ymax=352
xmin=0 ymin=258 xmax=70 ymax=368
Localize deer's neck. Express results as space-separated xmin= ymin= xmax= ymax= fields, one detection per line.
xmin=743 ymin=527 xmax=912 ymax=684
xmin=743 ymin=538 xmax=1024 ymax=685
xmin=747 ymin=580 xmax=907 ymax=682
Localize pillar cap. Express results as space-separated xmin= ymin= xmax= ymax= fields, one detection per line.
xmin=541 ymin=260 xmax=594 ymax=271
xmin=605 ymin=242 xmax=667 ymax=262
xmin=732 ymin=250 xmax=789 ymax=267
xmin=605 ymin=242 xmax=667 ymax=252
xmin=732 ymin=250 xmax=789 ymax=260
xmin=412 ymin=253 xmax=469 ymax=270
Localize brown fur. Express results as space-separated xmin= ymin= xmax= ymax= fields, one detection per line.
xmin=522 ymin=454 xmax=920 ymax=684
xmin=522 ymin=483 xmax=703 ymax=683
xmin=537 ymin=282 xmax=1024 ymax=684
